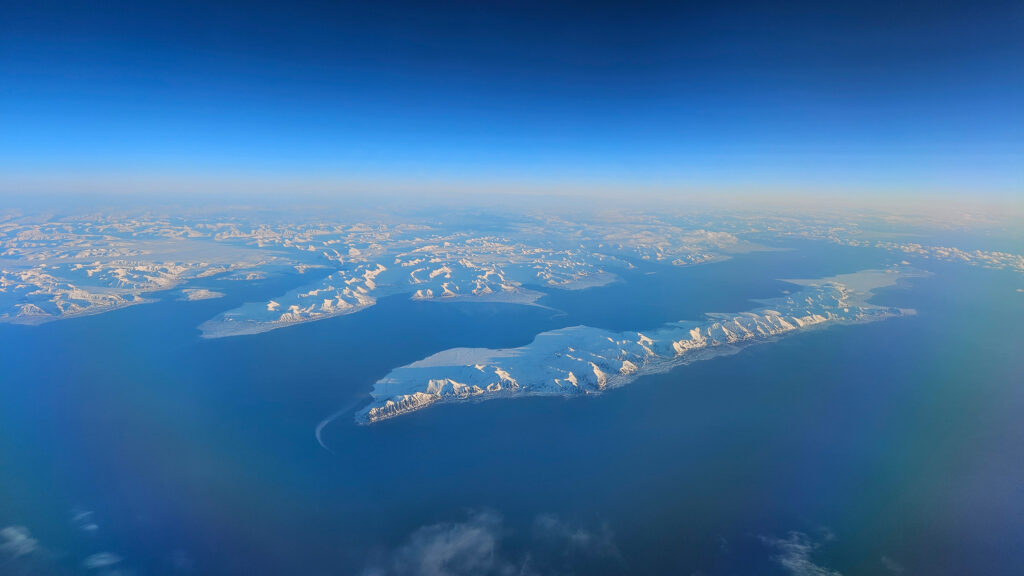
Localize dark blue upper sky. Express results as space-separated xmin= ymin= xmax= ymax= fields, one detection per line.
xmin=2 ymin=0 xmax=1022 ymax=199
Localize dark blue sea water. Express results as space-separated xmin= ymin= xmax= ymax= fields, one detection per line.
xmin=2 ymin=242 xmax=1022 ymax=575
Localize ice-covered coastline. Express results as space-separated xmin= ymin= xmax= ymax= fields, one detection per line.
xmin=356 ymin=269 xmax=918 ymax=423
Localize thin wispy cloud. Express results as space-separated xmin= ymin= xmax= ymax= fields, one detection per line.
xmin=363 ymin=510 xmax=622 ymax=576
xmin=531 ymin=513 xmax=621 ymax=564
xmin=881 ymin=555 xmax=905 ymax=573
xmin=72 ymin=508 xmax=100 ymax=534
xmin=0 ymin=526 xmax=39 ymax=558
xmin=364 ymin=510 xmax=514 ymax=576
xmin=83 ymin=552 xmax=123 ymax=570
xmin=760 ymin=531 xmax=841 ymax=576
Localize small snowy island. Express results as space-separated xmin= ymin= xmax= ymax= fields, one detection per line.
xmin=357 ymin=269 xmax=918 ymax=423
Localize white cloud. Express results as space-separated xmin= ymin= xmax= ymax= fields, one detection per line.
xmin=365 ymin=510 xmax=516 ymax=576
xmin=364 ymin=510 xmax=621 ymax=576
xmin=0 ymin=526 xmax=39 ymax=558
xmin=532 ymin=514 xmax=620 ymax=560
xmin=760 ymin=531 xmax=841 ymax=576
xmin=72 ymin=508 xmax=100 ymax=533
xmin=83 ymin=552 xmax=123 ymax=570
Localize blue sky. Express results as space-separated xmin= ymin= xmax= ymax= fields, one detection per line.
xmin=2 ymin=0 xmax=1021 ymax=199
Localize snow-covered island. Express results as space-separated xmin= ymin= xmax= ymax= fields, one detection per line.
xmin=180 ymin=288 xmax=226 ymax=301
xmin=356 ymin=269 xmax=918 ymax=423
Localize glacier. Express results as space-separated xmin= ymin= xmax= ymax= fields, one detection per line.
xmin=356 ymin=269 xmax=918 ymax=423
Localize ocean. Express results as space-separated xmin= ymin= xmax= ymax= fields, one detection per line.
xmin=1 ymin=241 xmax=1021 ymax=575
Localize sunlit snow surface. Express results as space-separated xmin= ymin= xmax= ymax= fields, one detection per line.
xmin=357 ymin=269 xmax=921 ymax=423
xmin=2 ymin=209 xmax=1018 ymax=329
xmin=1 ymin=211 xmax=769 ymax=328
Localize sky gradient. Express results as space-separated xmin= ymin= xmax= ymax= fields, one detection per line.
xmin=2 ymin=0 xmax=1022 ymax=200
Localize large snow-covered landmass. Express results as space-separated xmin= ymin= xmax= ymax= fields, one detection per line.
xmin=0 ymin=214 xmax=280 ymax=324
xmin=0 ymin=208 xmax=792 ymax=329
xmin=356 ymin=269 xmax=918 ymax=423
xmin=1 ymin=207 xmax=1018 ymax=330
